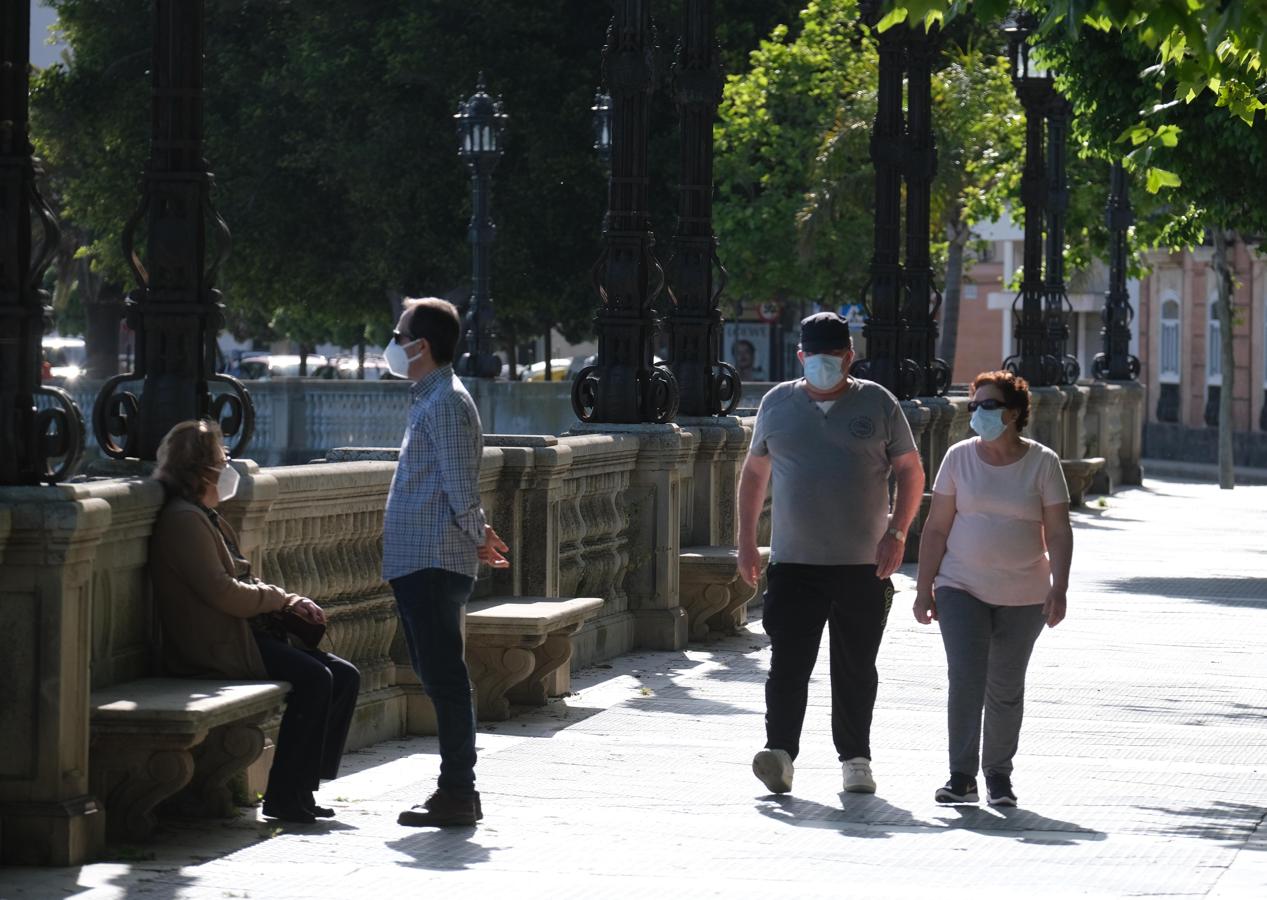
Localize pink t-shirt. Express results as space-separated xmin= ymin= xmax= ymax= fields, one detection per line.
xmin=932 ymin=437 xmax=1070 ymax=606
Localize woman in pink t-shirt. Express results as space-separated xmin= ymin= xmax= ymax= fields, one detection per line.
xmin=913 ymin=370 xmax=1073 ymax=808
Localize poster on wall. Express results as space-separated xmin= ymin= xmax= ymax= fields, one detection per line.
xmin=723 ymin=322 xmax=772 ymax=383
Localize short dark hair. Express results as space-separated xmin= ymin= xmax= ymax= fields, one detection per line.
xmin=403 ymin=297 xmax=461 ymax=365
xmin=971 ymin=369 xmax=1031 ymax=430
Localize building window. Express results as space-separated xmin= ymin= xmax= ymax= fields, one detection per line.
xmin=1157 ymin=296 xmax=1180 ymax=423
xmin=1207 ymin=296 xmax=1222 ymax=385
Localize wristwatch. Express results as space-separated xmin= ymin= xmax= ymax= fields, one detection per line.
xmin=886 ymin=526 xmax=906 ymax=542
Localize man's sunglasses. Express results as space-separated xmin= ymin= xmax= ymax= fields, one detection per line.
xmin=967 ymin=399 xmax=1008 ymax=412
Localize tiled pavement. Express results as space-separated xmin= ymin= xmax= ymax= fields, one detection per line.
xmin=3 ymin=477 xmax=1265 ymax=898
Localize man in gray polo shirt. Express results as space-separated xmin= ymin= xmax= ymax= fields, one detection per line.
xmin=737 ymin=312 xmax=925 ymax=795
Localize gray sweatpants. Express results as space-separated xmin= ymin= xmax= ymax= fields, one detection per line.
xmin=936 ymin=587 xmax=1046 ymax=778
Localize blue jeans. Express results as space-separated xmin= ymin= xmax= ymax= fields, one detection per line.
xmin=390 ymin=567 xmax=477 ymax=795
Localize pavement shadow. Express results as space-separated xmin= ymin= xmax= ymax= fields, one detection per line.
xmin=388 ymin=828 xmax=499 ymax=870
xmin=1095 ymin=575 xmax=1267 ymax=609
xmin=755 ymin=793 xmax=927 ymax=840
xmin=936 ymin=804 xmax=1105 ymax=844
xmin=1139 ymin=800 xmax=1267 ymax=848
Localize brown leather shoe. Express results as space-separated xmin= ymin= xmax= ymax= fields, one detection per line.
xmin=397 ymin=789 xmax=479 ymax=827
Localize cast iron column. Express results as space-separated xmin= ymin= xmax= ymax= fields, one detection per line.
xmin=1002 ymin=14 xmax=1058 ymax=386
xmin=665 ymin=0 xmax=740 ymax=417
xmin=0 ymin=0 xmax=84 ymax=483
xmin=572 ymin=2 xmax=678 ymax=423
xmin=93 ymin=0 xmax=252 ymax=459
xmin=1093 ymin=162 xmax=1140 ymax=380
xmin=902 ymin=27 xmax=950 ymax=397
xmin=1042 ymin=92 xmax=1079 ymax=383
xmin=455 ymin=78 xmax=507 ymax=379
xmin=852 ymin=2 xmax=916 ymax=397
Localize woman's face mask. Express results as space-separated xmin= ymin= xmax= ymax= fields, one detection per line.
xmin=216 ymin=462 xmax=240 ymax=501
xmin=383 ymin=336 xmax=421 ymax=379
xmin=802 ymin=353 xmax=845 ymax=391
xmin=970 ymin=407 xmax=1008 ymax=441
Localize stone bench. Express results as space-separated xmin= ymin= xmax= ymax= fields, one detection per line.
xmin=1061 ymin=457 xmax=1106 ymax=506
xmin=679 ymin=546 xmax=771 ymax=641
xmin=89 ymin=678 xmax=289 ymax=841
xmin=465 ymin=597 xmax=604 ymax=721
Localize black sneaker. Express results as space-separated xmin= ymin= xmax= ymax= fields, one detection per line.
xmin=985 ymin=774 xmax=1017 ymax=807
xmin=934 ymin=772 xmax=979 ymax=804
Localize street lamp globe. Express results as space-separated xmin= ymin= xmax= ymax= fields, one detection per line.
xmin=455 ymin=74 xmax=507 ymax=163
xmin=591 ymin=91 xmax=612 ymax=167
xmin=1001 ymin=9 xmax=1039 ymax=82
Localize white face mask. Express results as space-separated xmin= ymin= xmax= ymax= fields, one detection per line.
xmin=803 ymin=354 xmax=846 ymax=391
xmin=383 ymin=337 xmax=421 ymax=379
xmin=217 ymin=463 xmax=240 ymax=501
xmin=970 ymin=407 xmax=1009 ymax=441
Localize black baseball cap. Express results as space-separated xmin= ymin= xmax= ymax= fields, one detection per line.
xmin=799 ymin=312 xmax=851 ymax=353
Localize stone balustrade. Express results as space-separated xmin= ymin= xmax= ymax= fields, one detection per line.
xmin=3 ymin=383 xmax=1143 ymax=864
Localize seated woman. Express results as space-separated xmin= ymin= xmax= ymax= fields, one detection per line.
xmin=149 ymin=420 xmax=360 ymax=823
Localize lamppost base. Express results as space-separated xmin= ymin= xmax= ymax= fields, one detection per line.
xmin=456 ymin=352 xmax=503 ymax=380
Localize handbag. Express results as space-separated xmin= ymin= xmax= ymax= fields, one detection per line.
xmin=275 ymin=604 xmax=327 ymax=650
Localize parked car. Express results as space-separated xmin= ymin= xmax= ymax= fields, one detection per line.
xmin=312 ymin=355 xmax=397 ymax=381
xmin=235 ymin=353 xmax=329 ymax=380
xmin=42 ymin=336 xmax=87 ymax=385
xmin=518 ymin=358 xmax=578 ymax=382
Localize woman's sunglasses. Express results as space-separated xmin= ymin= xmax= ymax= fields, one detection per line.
xmin=967 ymin=399 xmax=1008 ymax=412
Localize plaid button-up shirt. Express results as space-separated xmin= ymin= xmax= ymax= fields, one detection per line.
xmin=382 ymin=365 xmax=486 ymax=581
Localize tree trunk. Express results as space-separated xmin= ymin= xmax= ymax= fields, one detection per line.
xmin=298 ymin=344 xmax=309 ymax=377
xmin=505 ymin=327 xmax=518 ymax=381
xmin=1211 ymin=227 xmax=1236 ymax=490
xmin=939 ymin=215 xmax=969 ymax=381
xmin=544 ymin=328 xmax=553 ymax=381
xmin=356 ymin=341 xmax=366 ymax=380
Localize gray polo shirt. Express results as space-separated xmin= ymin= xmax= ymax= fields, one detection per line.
xmin=750 ymin=377 xmax=917 ymax=565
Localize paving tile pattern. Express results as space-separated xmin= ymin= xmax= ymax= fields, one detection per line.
xmin=3 ymin=478 xmax=1265 ymax=898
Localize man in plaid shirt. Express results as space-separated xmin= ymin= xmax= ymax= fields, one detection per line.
xmin=383 ymin=297 xmax=509 ymax=828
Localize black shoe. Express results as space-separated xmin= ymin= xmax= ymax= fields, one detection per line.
xmin=934 ymin=772 xmax=979 ymax=804
xmin=985 ymin=774 xmax=1017 ymax=807
xmin=398 ymin=789 xmax=480 ymax=827
xmin=262 ymin=795 xmax=317 ymax=824
xmin=300 ymin=790 xmax=336 ymax=818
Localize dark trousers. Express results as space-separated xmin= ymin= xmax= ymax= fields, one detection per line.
xmin=762 ymin=563 xmax=893 ymax=762
xmin=253 ymin=631 xmax=361 ymax=800
xmin=390 ymin=567 xmax=477 ymax=796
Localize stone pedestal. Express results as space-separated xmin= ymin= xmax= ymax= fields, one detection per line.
xmin=677 ymin=416 xmax=749 ymax=546
xmin=567 ymin=423 xmax=692 ymax=651
xmin=1086 ymin=383 xmax=1125 ymax=494
xmin=1060 ymin=385 xmax=1090 ymax=460
xmin=1116 ymin=380 xmax=1146 ymax=485
xmin=1027 ymin=387 xmax=1069 ymax=456
xmin=899 ymin=401 xmax=932 ymax=563
xmin=917 ymin=396 xmax=955 ymax=484
xmin=0 ymin=486 xmax=109 ymax=865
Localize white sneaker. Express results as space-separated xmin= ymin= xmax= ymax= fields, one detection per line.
xmin=752 ymin=749 xmax=794 ymax=794
xmin=843 ymin=757 xmax=876 ymax=793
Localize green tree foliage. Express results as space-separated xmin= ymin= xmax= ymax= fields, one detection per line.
xmin=31 ymin=0 xmax=803 ymax=352
xmin=882 ymin=2 xmax=1266 ymax=127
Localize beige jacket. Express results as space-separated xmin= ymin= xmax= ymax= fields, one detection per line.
xmin=149 ymin=498 xmax=299 ymax=679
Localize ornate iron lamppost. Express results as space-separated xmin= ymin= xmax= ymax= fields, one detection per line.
xmin=1001 ymin=10 xmax=1076 ymax=386
xmin=0 ymin=0 xmax=84 ymax=483
xmin=665 ymin=0 xmax=740 ymax=417
xmin=902 ymin=26 xmax=951 ymax=398
xmin=571 ymin=1 xmax=679 ymax=424
xmin=93 ymin=0 xmax=253 ymax=460
xmin=851 ymin=1 xmax=948 ymax=400
xmin=1093 ymin=162 xmax=1140 ymax=381
xmin=454 ymin=76 xmax=507 ymax=379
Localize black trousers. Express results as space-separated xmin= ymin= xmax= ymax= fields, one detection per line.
xmin=762 ymin=563 xmax=893 ymax=762
xmin=253 ymin=631 xmax=361 ymax=800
